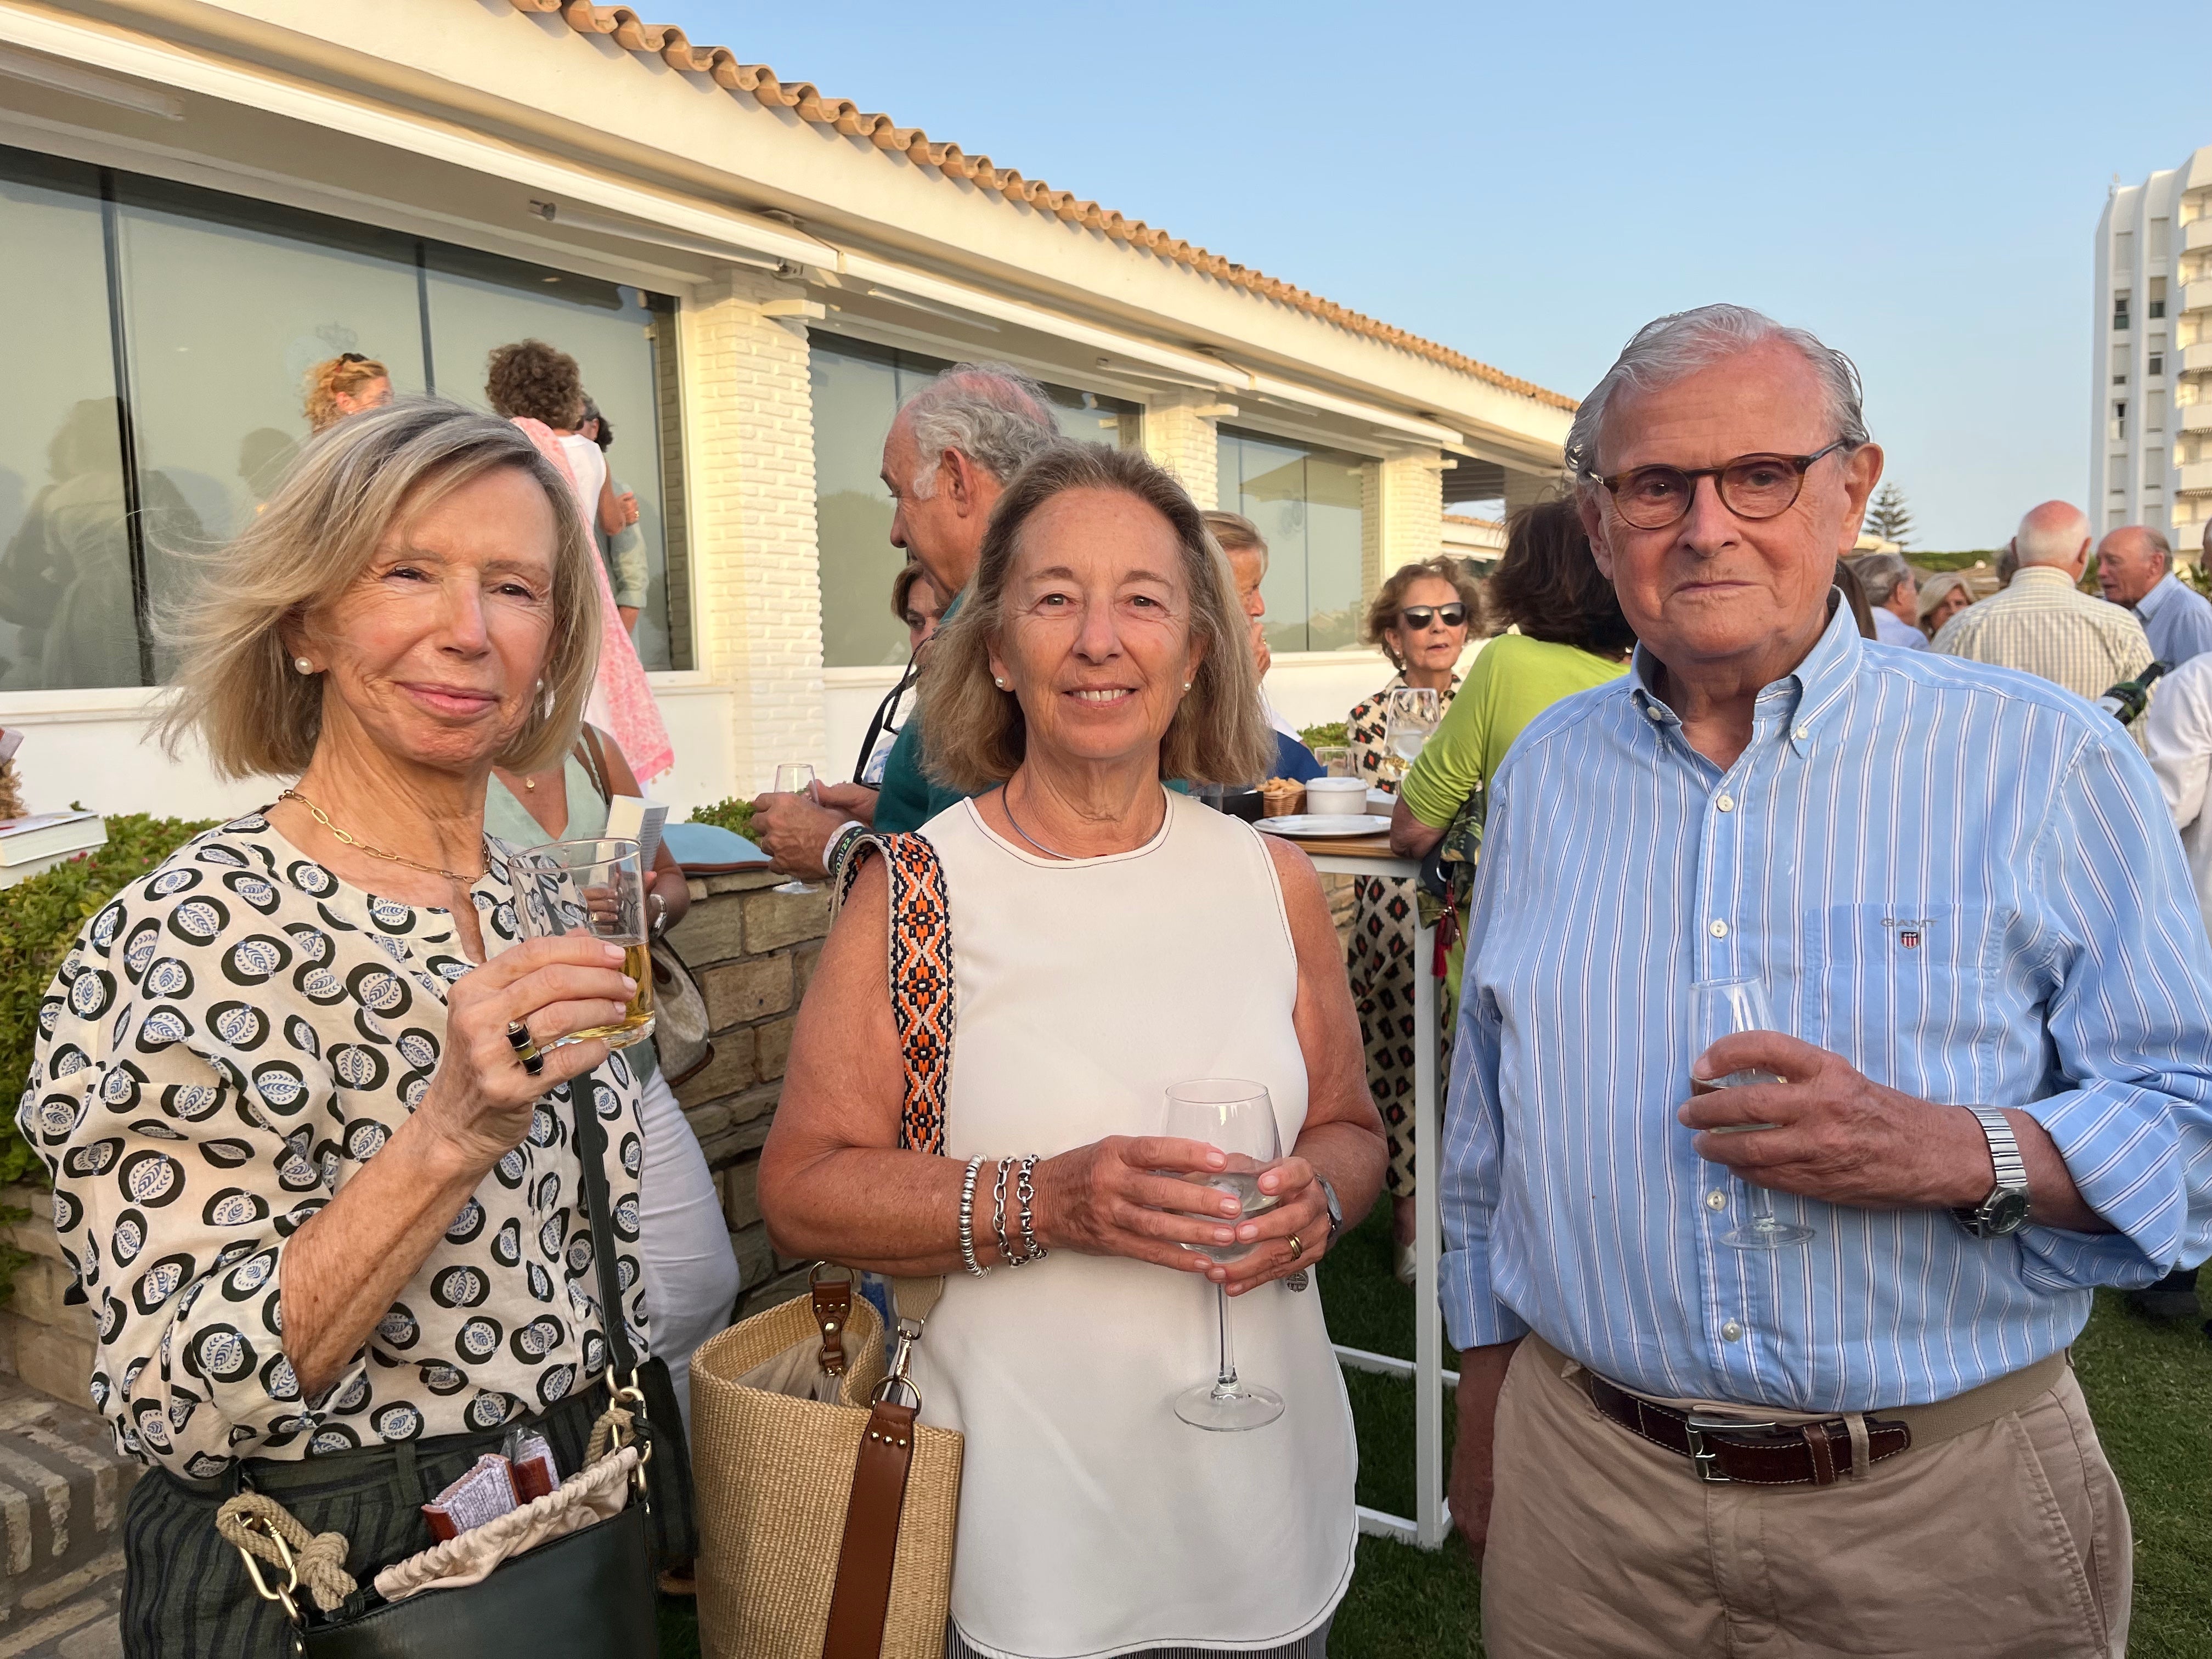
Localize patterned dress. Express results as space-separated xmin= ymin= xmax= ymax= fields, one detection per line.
xmin=1344 ymin=673 xmax=1456 ymax=1199
xmin=15 ymin=812 xmax=649 ymax=1479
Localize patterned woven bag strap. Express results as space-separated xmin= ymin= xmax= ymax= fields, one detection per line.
xmin=833 ymin=831 xmax=953 ymax=1156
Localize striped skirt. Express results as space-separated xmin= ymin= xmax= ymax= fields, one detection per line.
xmin=119 ymin=1384 xmax=604 ymax=1658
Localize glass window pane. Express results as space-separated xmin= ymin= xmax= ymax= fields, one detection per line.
xmin=424 ymin=248 xmax=687 ymax=670
xmin=1218 ymin=426 xmax=1370 ymax=653
xmin=111 ymin=178 xmax=426 ymax=673
xmin=812 ymin=340 xmax=910 ymax=668
xmin=0 ymin=149 xmax=135 ymax=691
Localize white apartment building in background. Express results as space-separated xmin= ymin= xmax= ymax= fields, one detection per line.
xmin=2092 ymin=145 xmax=2212 ymax=556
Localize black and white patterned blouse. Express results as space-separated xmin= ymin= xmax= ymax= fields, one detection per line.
xmin=14 ymin=812 xmax=648 ymax=1478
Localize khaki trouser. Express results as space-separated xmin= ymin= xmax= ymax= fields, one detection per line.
xmin=1482 ymin=1338 xmax=2130 ymax=1658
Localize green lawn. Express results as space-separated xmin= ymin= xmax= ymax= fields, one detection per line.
xmin=659 ymin=1212 xmax=2210 ymax=1656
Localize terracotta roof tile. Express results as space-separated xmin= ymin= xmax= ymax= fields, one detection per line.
xmin=510 ymin=1 xmax=1576 ymax=413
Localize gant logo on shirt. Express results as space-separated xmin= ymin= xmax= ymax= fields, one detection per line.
xmin=1881 ymin=917 xmax=1932 ymax=950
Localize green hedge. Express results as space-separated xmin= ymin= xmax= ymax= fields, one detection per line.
xmin=1299 ymin=721 xmax=1349 ymax=750
xmin=0 ymin=814 xmax=218 ymax=1190
xmin=684 ymin=796 xmax=757 ymax=841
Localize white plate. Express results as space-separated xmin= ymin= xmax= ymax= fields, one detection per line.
xmin=1257 ymin=814 xmax=1393 ymax=838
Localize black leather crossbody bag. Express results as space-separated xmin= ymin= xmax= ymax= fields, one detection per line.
xmin=218 ymin=1065 xmax=693 ymax=1655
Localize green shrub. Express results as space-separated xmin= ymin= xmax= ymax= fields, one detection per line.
xmin=0 ymin=814 xmax=219 ymax=1191
xmin=685 ymin=796 xmax=757 ymax=841
xmin=1299 ymin=721 xmax=1349 ymax=749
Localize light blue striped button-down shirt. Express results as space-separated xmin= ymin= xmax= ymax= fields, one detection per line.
xmin=1441 ymin=601 xmax=2212 ymax=1410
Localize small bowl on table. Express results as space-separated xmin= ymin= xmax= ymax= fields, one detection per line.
xmin=1301 ymin=776 xmax=1369 ymax=818
xmin=1259 ymin=778 xmax=1306 ymax=818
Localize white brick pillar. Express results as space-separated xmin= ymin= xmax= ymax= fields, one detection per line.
xmin=1376 ymin=452 xmax=1447 ymax=580
xmin=681 ymin=272 xmax=827 ymax=793
xmin=1142 ymin=393 xmax=1228 ymax=509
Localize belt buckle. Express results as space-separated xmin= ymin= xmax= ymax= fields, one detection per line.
xmin=1682 ymin=1413 xmax=1778 ymax=1483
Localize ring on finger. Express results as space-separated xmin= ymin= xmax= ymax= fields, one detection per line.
xmin=521 ymin=1049 xmax=545 ymax=1077
xmin=1286 ymin=1233 xmax=1305 ymax=1261
xmin=504 ymin=1019 xmax=532 ymax=1053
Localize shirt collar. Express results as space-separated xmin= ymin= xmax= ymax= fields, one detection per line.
xmin=2134 ymin=572 xmax=2180 ymax=619
xmin=1629 ymin=592 xmax=1861 ymax=758
xmin=2009 ymin=565 xmax=2077 ymax=594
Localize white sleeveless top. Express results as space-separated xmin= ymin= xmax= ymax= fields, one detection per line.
xmin=908 ymin=793 xmax=1357 ymax=1659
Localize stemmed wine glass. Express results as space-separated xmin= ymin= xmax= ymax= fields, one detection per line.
xmin=771 ymin=763 xmax=822 ymax=896
xmin=1381 ymin=687 xmax=1441 ymax=785
xmin=1164 ymin=1079 xmax=1285 ymax=1431
xmin=1688 ymin=977 xmax=1814 ymax=1249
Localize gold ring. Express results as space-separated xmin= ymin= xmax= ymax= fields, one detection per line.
xmin=1287 ymin=1234 xmax=1305 ymax=1261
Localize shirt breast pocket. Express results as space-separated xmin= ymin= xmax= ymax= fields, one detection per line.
xmin=1803 ymin=902 xmax=2000 ymax=1103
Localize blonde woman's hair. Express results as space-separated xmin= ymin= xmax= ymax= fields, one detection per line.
xmin=1201 ymin=510 xmax=1266 ymax=559
xmin=1364 ymin=556 xmax=1483 ymax=666
xmin=156 ymin=398 xmax=600 ymax=781
xmin=302 ymin=354 xmax=390 ymax=434
xmin=920 ymin=444 xmax=1275 ymax=792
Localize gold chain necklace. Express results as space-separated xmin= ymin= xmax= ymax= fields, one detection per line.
xmin=276 ymin=788 xmax=484 ymax=884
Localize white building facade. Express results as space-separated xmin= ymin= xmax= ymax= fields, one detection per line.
xmin=0 ymin=0 xmax=1572 ymax=823
xmin=2092 ymin=145 xmax=2212 ymax=555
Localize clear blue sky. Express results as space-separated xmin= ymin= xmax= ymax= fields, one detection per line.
xmin=647 ymin=1 xmax=2208 ymax=550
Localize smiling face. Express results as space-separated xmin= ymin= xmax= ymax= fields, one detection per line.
xmin=1382 ymin=574 xmax=1470 ymax=674
xmin=1581 ymin=340 xmax=1882 ymax=689
xmin=294 ymin=465 xmax=559 ymax=777
xmin=987 ymin=487 xmax=1204 ymax=776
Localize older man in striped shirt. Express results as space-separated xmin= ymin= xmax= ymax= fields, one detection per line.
xmin=1442 ymin=304 xmax=2212 ymax=1659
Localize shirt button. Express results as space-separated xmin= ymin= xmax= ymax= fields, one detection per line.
xmin=1706 ymin=1190 xmax=1728 ymax=1211
xmin=1708 ymin=919 xmax=1729 ymax=938
xmin=1792 ymin=725 xmax=1810 ymax=742
xmin=1715 ymin=794 xmax=1735 ymax=812
xmin=1720 ymin=1321 xmax=1743 ymax=1342
xmin=1645 ymin=705 xmax=1664 ymax=722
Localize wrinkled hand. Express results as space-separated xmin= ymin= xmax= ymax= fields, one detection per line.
xmin=748 ymin=788 xmax=851 ymax=880
xmin=419 ymin=936 xmax=633 ymax=1170
xmin=1681 ymin=1031 xmax=1990 ymax=1210
xmin=813 ymin=781 xmax=879 ymax=828
xmin=617 ymin=489 xmax=639 ymax=528
xmin=1031 ymin=1137 xmax=1246 ymax=1276
xmin=1251 ymin=625 xmax=1273 ymax=681
xmin=1215 ymin=1157 xmax=1331 ymax=1296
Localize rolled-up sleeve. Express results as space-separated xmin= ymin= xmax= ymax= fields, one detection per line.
xmin=17 ymin=918 xmax=341 ymax=1479
xmin=2016 ymin=725 xmax=2212 ymax=1288
xmin=1437 ymin=776 xmax=1529 ymax=1351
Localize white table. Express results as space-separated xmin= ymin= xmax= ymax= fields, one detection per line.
xmin=1282 ymin=832 xmax=1455 ymax=1551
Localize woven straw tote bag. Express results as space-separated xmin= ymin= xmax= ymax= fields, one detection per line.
xmin=691 ymin=832 xmax=965 ymax=1658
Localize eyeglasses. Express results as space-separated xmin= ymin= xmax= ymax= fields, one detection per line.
xmin=1397 ymin=603 xmax=1469 ymax=631
xmin=1591 ymin=441 xmax=1850 ymax=531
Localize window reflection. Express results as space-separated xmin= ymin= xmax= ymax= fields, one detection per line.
xmin=1218 ymin=427 xmax=1369 ymax=653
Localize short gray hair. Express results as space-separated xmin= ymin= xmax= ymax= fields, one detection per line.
xmin=1849 ymin=552 xmax=1912 ymax=605
xmin=1567 ymin=303 xmax=1870 ymax=482
xmin=2109 ymin=524 xmax=2174 ymax=573
xmin=901 ymin=362 xmax=1060 ymax=497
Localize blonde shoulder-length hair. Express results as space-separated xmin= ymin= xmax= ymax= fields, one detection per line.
xmin=156 ymin=398 xmax=600 ymax=781
xmin=920 ymin=443 xmax=1275 ymax=793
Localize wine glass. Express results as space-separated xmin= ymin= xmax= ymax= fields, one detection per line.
xmin=1164 ymin=1079 xmax=1285 ymax=1431
xmin=771 ymin=763 xmax=822 ymax=895
xmin=1381 ymin=687 xmax=1441 ymax=785
xmin=1688 ymin=977 xmax=1814 ymax=1249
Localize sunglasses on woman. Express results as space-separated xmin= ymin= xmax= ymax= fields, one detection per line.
xmin=1398 ymin=603 xmax=1468 ymax=630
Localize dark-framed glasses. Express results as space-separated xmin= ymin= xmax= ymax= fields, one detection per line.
xmin=1593 ymin=440 xmax=1850 ymax=531
xmin=1398 ymin=602 xmax=1469 ymax=631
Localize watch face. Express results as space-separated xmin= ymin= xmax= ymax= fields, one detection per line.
xmin=1985 ymin=1190 xmax=2032 ymax=1235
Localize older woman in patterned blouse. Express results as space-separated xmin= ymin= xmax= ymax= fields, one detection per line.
xmin=16 ymin=400 xmax=648 ymax=1657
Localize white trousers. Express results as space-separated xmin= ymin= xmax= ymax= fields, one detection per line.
xmin=636 ymin=1066 xmax=742 ymax=1438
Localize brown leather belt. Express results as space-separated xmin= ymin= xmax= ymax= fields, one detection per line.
xmin=1582 ymin=1370 xmax=1909 ymax=1486
xmin=1527 ymin=1334 xmax=2071 ymax=1488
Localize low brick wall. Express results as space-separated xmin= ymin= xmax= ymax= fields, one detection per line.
xmin=0 ymin=871 xmax=831 ymax=1410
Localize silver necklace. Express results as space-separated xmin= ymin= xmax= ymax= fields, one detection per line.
xmin=1001 ymin=781 xmax=1165 ymax=862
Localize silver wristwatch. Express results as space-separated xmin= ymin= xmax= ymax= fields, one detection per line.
xmin=1316 ymin=1175 xmax=1344 ymax=1249
xmin=1953 ymin=1108 xmax=2030 ymax=1238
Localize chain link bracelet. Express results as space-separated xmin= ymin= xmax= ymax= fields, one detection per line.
xmin=1012 ymin=1152 xmax=1047 ymax=1265
xmin=957 ymin=1155 xmax=988 ymax=1276
xmin=989 ymin=1156 xmax=1016 ymax=1269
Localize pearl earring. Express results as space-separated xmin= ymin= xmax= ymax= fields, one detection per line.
xmin=994 ymin=678 xmax=1008 ymax=690
xmin=1181 ymin=681 xmax=1192 ymax=692
xmin=294 ymin=657 xmax=314 ymax=674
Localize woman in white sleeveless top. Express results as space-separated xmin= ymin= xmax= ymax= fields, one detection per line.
xmin=761 ymin=444 xmax=1385 ymax=1659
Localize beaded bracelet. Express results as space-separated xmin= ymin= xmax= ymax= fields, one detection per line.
xmin=1012 ymin=1153 xmax=1047 ymax=1266
xmin=989 ymin=1156 xmax=1016 ymax=1268
xmin=956 ymin=1155 xmax=988 ymax=1276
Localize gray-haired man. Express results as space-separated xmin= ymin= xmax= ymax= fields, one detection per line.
xmin=1848 ymin=551 xmax=1927 ymax=650
xmin=2096 ymin=524 xmax=2212 ymax=667
xmin=751 ymin=363 xmax=1060 ymax=875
